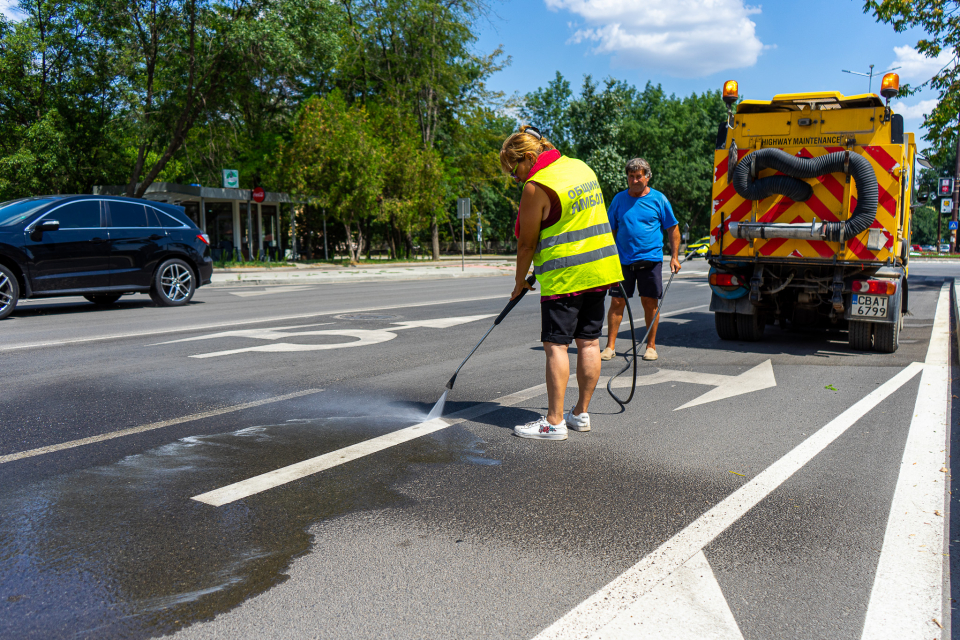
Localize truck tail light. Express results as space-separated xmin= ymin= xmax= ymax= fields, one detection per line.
xmin=197 ymin=233 xmax=210 ymax=245
xmin=710 ymin=273 xmax=742 ymax=287
xmin=852 ymin=279 xmax=896 ymax=295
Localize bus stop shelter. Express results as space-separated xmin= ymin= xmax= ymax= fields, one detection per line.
xmin=93 ymin=182 xmax=297 ymax=261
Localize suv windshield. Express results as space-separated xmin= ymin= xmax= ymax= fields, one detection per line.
xmin=0 ymin=198 xmax=59 ymax=227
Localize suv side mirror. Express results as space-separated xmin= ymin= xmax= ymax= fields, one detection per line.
xmin=30 ymin=219 xmax=59 ymax=241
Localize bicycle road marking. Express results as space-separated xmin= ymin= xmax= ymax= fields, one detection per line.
xmin=0 ymin=294 xmax=508 ymax=352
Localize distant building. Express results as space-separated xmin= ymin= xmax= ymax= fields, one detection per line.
xmin=94 ymin=182 xmax=298 ymax=260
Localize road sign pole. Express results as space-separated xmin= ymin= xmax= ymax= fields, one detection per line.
xmin=461 ymin=216 xmax=465 ymax=272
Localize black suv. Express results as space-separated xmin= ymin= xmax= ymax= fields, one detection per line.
xmin=0 ymin=195 xmax=213 ymax=319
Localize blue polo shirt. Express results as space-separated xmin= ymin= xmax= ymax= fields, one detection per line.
xmin=607 ymin=188 xmax=678 ymax=264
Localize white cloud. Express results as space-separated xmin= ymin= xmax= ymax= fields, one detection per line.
xmin=545 ymin=0 xmax=765 ymax=78
xmin=891 ymin=45 xmax=955 ymax=82
xmin=1 ymin=0 xmax=23 ymax=20
xmin=892 ymin=98 xmax=938 ymax=121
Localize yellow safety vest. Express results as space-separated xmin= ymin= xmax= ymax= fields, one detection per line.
xmin=527 ymin=156 xmax=623 ymax=296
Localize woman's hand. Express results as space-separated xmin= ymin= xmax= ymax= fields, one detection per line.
xmin=511 ymin=275 xmax=535 ymax=300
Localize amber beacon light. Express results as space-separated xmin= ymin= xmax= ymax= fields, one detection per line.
xmin=880 ymin=73 xmax=899 ymax=99
xmin=722 ymin=80 xmax=739 ymax=106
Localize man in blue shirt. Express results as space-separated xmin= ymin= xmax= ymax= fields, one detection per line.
xmin=601 ymin=158 xmax=681 ymax=362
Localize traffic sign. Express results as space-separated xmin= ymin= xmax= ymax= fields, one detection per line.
xmin=941 ymin=197 xmax=953 ymax=214
xmin=950 ymin=221 xmax=959 ymax=231
xmin=939 ymin=178 xmax=954 ymax=195
xmin=457 ymin=198 xmax=471 ymax=219
xmin=252 ymin=187 xmax=265 ymax=203
xmin=222 ymin=169 xmax=239 ymax=189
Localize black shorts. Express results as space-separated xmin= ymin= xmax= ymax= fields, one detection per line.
xmin=609 ymin=260 xmax=663 ymax=299
xmin=541 ymin=291 xmax=607 ymax=345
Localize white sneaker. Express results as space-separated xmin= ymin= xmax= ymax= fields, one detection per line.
xmin=514 ymin=416 xmax=568 ymax=440
xmin=564 ymin=410 xmax=591 ymax=432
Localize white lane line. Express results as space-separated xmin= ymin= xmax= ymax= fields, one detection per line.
xmin=0 ymin=389 xmax=324 ymax=464
xmin=0 ymin=294 xmax=509 ymax=352
xmin=192 ymin=383 xmax=548 ymax=506
xmin=532 ymin=362 xmax=925 ymax=640
xmin=593 ymin=551 xmax=745 ymax=640
xmin=194 ymin=304 xmax=709 ymax=505
xmin=860 ymin=282 xmax=951 ymax=639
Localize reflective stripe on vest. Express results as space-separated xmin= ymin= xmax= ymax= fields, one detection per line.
xmin=526 ymin=156 xmax=623 ymax=296
xmin=534 ymin=244 xmax=620 ymax=275
xmin=536 ymin=222 xmax=613 ymax=252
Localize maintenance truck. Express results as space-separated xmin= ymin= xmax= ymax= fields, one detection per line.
xmin=707 ymin=74 xmax=916 ymax=352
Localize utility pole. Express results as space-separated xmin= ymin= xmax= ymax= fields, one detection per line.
xmin=323 ymin=209 xmax=329 ymax=260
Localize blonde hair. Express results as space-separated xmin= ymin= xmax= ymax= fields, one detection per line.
xmin=499 ymin=125 xmax=556 ymax=175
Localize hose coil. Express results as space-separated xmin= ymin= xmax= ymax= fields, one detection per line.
xmin=732 ymin=148 xmax=879 ymax=242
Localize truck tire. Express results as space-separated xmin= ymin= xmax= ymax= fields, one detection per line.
xmin=874 ymin=317 xmax=900 ymax=353
xmin=736 ymin=311 xmax=765 ymax=341
xmin=849 ymin=320 xmax=872 ymax=350
xmin=715 ymin=312 xmax=739 ymax=340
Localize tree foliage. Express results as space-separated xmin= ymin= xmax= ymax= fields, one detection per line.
xmin=864 ymin=0 xmax=960 ymax=145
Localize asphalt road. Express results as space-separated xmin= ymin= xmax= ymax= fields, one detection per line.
xmin=0 ymin=262 xmax=956 ymax=640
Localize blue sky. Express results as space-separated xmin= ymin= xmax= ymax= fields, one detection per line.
xmin=474 ymin=0 xmax=947 ymax=149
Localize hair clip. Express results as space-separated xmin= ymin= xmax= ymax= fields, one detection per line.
xmin=524 ymin=126 xmax=542 ymax=140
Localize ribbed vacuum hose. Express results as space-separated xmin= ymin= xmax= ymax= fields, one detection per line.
xmin=732 ymin=148 xmax=879 ymax=242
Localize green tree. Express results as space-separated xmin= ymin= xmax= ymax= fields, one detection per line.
xmin=0 ymin=1 xmax=128 ymax=199
xmin=335 ymin=0 xmax=504 ymax=258
xmin=284 ymin=92 xmax=384 ymax=263
xmin=864 ymin=1 xmax=960 ymax=143
xmin=111 ymin=0 xmax=343 ymax=196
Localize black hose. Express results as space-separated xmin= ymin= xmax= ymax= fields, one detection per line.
xmin=605 ymin=257 xmax=685 ymax=411
xmin=606 ymin=282 xmax=637 ymax=412
xmin=732 ymin=148 xmax=878 ymax=242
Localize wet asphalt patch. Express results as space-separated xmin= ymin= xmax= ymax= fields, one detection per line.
xmin=0 ymin=417 xmax=499 ymax=639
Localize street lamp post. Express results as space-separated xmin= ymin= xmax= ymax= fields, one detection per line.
xmin=841 ymin=64 xmax=901 ymax=93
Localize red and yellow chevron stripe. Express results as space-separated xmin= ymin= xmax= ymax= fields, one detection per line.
xmin=710 ymin=145 xmax=905 ymax=262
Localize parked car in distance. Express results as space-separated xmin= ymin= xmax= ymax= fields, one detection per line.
xmin=911 ymin=244 xmax=922 ymax=252
xmin=940 ymin=243 xmax=951 ymax=252
xmin=687 ymin=236 xmax=711 ymax=257
xmin=0 ymin=195 xmax=213 ymax=319
xmin=920 ymin=244 xmax=936 ymax=252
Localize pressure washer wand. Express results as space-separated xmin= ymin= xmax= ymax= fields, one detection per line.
xmin=445 ymin=274 xmax=537 ymax=391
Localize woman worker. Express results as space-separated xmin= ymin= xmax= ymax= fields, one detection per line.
xmin=502 ymin=125 xmax=623 ymax=440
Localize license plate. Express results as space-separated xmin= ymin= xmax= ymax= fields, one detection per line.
xmin=852 ymin=294 xmax=888 ymax=318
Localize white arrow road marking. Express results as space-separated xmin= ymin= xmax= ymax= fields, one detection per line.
xmin=177 ymin=315 xmax=495 ymax=358
xmin=190 ymin=329 xmax=399 ymax=358
xmin=533 ymin=362 xmax=925 ymax=640
xmin=228 ymin=285 xmax=316 ymax=297
xmin=599 ymin=360 xmax=776 ymax=410
xmin=591 ymin=551 xmax=744 ymax=640
xmin=390 ymin=315 xmax=495 ymax=330
xmin=860 ymin=282 xmax=950 ymax=639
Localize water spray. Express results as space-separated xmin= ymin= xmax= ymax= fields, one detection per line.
xmin=426 ymin=275 xmax=538 ymax=420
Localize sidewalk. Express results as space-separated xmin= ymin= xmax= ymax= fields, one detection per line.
xmin=210 ymin=258 xmax=515 ymax=287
